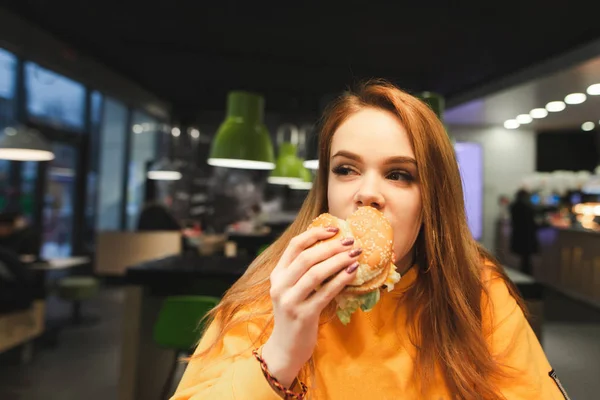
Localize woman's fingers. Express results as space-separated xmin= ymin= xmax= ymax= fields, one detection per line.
xmin=275 ymin=227 xmax=340 ymax=272
xmin=288 ymin=247 xmax=362 ymax=303
xmin=306 ymin=261 xmax=360 ymax=312
xmin=280 ymin=235 xmax=355 ymax=287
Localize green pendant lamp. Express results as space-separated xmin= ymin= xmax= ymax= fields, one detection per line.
xmin=268 ymin=142 xmax=304 ymax=185
xmin=289 ymin=162 xmax=314 ymax=190
xmin=418 ymin=91 xmax=453 ymax=143
xmin=268 ymin=124 xmax=305 ymax=185
xmin=207 ymin=91 xmax=275 ymax=170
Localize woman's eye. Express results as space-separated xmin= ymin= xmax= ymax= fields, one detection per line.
xmin=332 ymin=166 xmax=355 ymax=176
xmin=387 ymin=170 xmax=414 ymax=181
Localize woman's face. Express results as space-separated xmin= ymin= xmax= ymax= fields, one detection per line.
xmin=327 ymin=107 xmax=422 ymax=271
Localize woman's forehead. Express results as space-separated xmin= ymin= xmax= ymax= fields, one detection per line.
xmin=330 ymin=108 xmax=415 ymax=159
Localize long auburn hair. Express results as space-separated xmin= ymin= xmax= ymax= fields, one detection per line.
xmin=194 ymin=80 xmax=527 ymax=399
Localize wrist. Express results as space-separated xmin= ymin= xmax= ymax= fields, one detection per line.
xmin=260 ymin=340 xmax=301 ymax=388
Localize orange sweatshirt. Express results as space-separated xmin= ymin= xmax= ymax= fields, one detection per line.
xmin=172 ymin=267 xmax=568 ymax=399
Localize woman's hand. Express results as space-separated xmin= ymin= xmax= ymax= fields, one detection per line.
xmin=261 ymin=226 xmax=361 ymax=387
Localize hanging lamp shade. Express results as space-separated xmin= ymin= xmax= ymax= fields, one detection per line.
xmin=418 ymin=91 xmax=454 ymax=143
xmin=147 ymin=158 xmax=182 ymax=181
xmin=207 ymin=91 xmax=275 ymax=170
xmin=289 ymin=162 xmax=314 ymax=190
xmin=268 ymin=142 xmax=304 ymax=185
xmin=418 ymin=91 xmax=445 ymax=120
xmin=0 ymin=125 xmax=54 ymax=161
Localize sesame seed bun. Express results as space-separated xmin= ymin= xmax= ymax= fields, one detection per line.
xmin=308 ymin=206 xmax=397 ymax=295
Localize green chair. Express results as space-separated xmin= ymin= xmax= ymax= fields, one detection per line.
xmin=56 ymin=276 xmax=100 ymax=324
xmin=153 ymin=295 xmax=220 ymax=400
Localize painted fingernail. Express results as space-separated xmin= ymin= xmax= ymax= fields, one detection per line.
xmin=326 ymin=226 xmax=339 ymax=233
xmin=341 ymin=237 xmax=354 ymax=246
xmin=348 ymin=248 xmax=363 ymax=257
xmin=346 ymin=261 xmax=359 ymax=273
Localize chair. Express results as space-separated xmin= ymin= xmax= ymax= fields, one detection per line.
xmin=56 ymin=276 xmax=100 ymax=324
xmin=153 ymin=295 xmax=220 ymax=400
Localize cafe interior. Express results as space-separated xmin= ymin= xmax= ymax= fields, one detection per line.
xmin=0 ymin=2 xmax=600 ymax=400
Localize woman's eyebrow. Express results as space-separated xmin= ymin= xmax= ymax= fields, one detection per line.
xmin=332 ymin=150 xmax=417 ymax=166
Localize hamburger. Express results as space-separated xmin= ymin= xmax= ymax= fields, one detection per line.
xmin=308 ymin=206 xmax=401 ymax=324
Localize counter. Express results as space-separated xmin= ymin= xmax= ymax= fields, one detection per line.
xmin=496 ymin=220 xmax=600 ymax=309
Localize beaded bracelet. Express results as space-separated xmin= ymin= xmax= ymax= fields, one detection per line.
xmin=252 ymin=348 xmax=308 ymax=399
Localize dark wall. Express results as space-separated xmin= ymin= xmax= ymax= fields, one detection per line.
xmin=536 ymin=130 xmax=599 ymax=172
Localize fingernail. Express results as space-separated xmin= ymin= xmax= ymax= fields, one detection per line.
xmin=348 ymin=248 xmax=363 ymax=257
xmin=341 ymin=237 xmax=354 ymax=246
xmin=326 ymin=227 xmax=339 ymax=233
xmin=346 ymin=261 xmax=359 ymax=273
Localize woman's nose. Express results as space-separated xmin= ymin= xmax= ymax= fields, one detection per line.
xmin=354 ymin=176 xmax=385 ymax=210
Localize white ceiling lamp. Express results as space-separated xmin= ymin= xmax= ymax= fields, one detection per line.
xmin=147 ymin=158 xmax=182 ymax=180
xmin=289 ymin=181 xmax=313 ymax=190
xmin=582 ymin=121 xmax=595 ymax=132
xmin=564 ymin=93 xmax=587 ymax=105
xmin=0 ymin=126 xmax=55 ymax=161
xmin=171 ymin=127 xmax=181 ymax=137
xmin=189 ymin=128 xmax=200 ymax=139
xmin=516 ymin=114 xmax=533 ymax=124
xmin=503 ymin=119 xmax=520 ymax=129
xmin=545 ymin=101 xmax=566 ymax=112
xmin=530 ymin=108 xmax=548 ymax=119
xmin=586 ymin=83 xmax=600 ymax=95
xmin=302 ymin=159 xmax=319 ymax=170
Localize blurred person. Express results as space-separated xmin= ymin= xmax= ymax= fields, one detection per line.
xmin=0 ymin=211 xmax=39 ymax=258
xmin=510 ymin=189 xmax=539 ymax=275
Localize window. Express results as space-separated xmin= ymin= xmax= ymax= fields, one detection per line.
xmin=41 ymin=143 xmax=77 ymax=259
xmin=0 ymin=48 xmax=16 ymax=130
xmin=20 ymin=161 xmax=38 ymax=224
xmin=25 ymin=62 xmax=85 ymax=131
xmin=96 ymin=97 xmax=127 ymax=230
xmin=126 ymin=111 xmax=159 ymax=230
xmin=84 ymin=91 xmax=103 ymax=248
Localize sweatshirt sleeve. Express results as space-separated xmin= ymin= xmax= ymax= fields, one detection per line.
xmin=484 ymin=272 xmax=570 ymax=400
xmin=170 ymin=316 xmax=283 ymax=400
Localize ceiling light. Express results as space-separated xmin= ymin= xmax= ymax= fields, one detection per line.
xmin=545 ymin=101 xmax=566 ymax=112
xmin=147 ymin=158 xmax=182 ymax=181
xmin=289 ymin=181 xmax=313 ymax=190
xmin=582 ymin=122 xmax=595 ymax=131
xmin=171 ymin=127 xmax=181 ymax=137
xmin=516 ymin=114 xmax=533 ymax=124
xmin=530 ymin=108 xmax=548 ymax=119
xmin=0 ymin=126 xmax=55 ymax=161
xmin=189 ymin=128 xmax=200 ymax=138
xmin=586 ymin=83 xmax=600 ymax=95
xmin=303 ymin=159 xmax=319 ymax=170
xmin=564 ymin=93 xmax=587 ymax=104
xmin=132 ymin=124 xmax=143 ymax=134
xmin=208 ymin=91 xmax=275 ymax=170
xmin=503 ymin=119 xmax=520 ymax=129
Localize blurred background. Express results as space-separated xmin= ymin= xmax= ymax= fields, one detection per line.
xmin=0 ymin=1 xmax=599 ymax=399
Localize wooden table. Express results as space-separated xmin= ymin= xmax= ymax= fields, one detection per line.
xmin=27 ymin=256 xmax=91 ymax=271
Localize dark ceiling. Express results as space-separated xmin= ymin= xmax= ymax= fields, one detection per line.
xmin=3 ymin=1 xmax=600 ymax=119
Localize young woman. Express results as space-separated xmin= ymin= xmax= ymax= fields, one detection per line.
xmin=172 ymin=81 xmax=567 ymax=399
